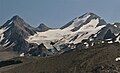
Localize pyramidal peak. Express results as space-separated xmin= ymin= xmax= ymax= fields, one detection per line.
xmin=1 ymin=15 xmax=25 ymax=28
xmin=36 ymin=23 xmax=51 ymax=32
xmin=9 ymin=15 xmax=24 ymax=25
xmin=11 ymin=15 xmax=21 ymax=20
xmin=10 ymin=15 xmax=26 ymax=25
xmin=37 ymin=23 xmax=48 ymax=28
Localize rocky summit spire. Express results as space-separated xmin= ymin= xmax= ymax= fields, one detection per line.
xmin=11 ymin=15 xmax=21 ymax=20
xmin=36 ymin=23 xmax=50 ymax=32
xmin=1 ymin=15 xmax=25 ymax=28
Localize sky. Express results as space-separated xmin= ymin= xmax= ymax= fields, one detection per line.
xmin=0 ymin=0 xmax=120 ymax=28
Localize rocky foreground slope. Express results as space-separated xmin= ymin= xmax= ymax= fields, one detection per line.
xmin=0 ymin=43 xmax=120 ymax=73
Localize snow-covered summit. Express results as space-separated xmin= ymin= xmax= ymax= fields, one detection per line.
xmin=60 ymin=12 xmax=106 ymax=32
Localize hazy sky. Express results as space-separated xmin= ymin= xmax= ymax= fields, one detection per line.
xmin=0 ymin=0 xmax=120 ymax=28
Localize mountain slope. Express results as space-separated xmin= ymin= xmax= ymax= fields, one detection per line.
xmin=95 ymin=23 xmax=120 ymax=40
xmin=1 ymin=43 xmax=120 ymax=73
xmin=60 ymin=12 xmax=106 ymax=31
xmin=0 ymin=12 xmax=120 ymax=57
xmin=25 ymin=12 xmax=120 ymax=53
xmin=0 ymin=15 xmax=36 ymax=52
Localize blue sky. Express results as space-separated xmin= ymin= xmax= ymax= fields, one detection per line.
xmin=0 ymin=0 xmax=120 ymax=28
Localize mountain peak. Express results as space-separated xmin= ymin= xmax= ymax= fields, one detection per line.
xmin=1 ymin=15 xmax=29 ymax=29
xmin=60 ymin=12 xmax=105 ymax=30
xmin=37 ymin=23 xmax=47 ymax=28
xmin=13 ymin=15 xmax=25 ymax=23
xmin=1 ymin=15 xmax=36 ymax=37
xmin=12 ymin=15 xmax=20 ymax=19
xmin=36 ymin=23 xmax=50 ymax=32
xmin=10 ymin=15 xmax=23 ymax=21
xmin=80 ymin=12 xmax=100 ymax=19
xmin=85 ymin=12 xmax=96 ymax=15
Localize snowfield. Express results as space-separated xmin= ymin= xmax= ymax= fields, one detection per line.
xmin=64 ymin=18 xmax=106 ymax=44
xmin=26 ymin=29 xmax=72 ymax=44
xmin=26 ymin=17 xmax=106 ymax=45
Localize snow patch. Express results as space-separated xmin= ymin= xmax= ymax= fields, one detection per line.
xmin=0 ymin=28 xmax=6 ymax=42
xmin=0 ymin=27 xmax=11 ymax=42
xmin=115 ymin=57 xmax=120 ymax=61
xmin=102 ymin=41 xmax=105 ymax=43
xmin=89 ymin=38 xmax=93 ymax=41
xmin=108 ymin=41 xmax=113 ymax=44
xmin=72 ymin=25 xmax=106 ymax=44
xmin=20 ymin=53 xmax=25 ymax=57
xmin=84 ymin=42 xmax=89 ymax=48
xmin=9 ymin=20 xmax=13 ymax=25
xmin=44 ymin=42 xmax=54 ymax=49
xmin=114 ymin=25 xmax=117 ymax=28
xmin=0 ymin=34 xmax=5 ymax=42
xmin=115 ymin=35 xmax=120 ymax=43
xmin=3 ymin=41 xmax=10 ymax=47
xmin=77 ymin=18 xmax=99 ymax=32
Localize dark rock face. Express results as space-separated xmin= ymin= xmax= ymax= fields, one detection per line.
xmin=60 ymin=20 xmax=74 ymax=29
xmin=0 ymin=15 xmax=36 ymax=53
xmin=0 ymin=59 xmax=22 ymax=68
xmin=103 ymin=29 xmax=116 ymax=39
xmin=1 ymin=15 xmax=36 ymax=37
xmin=36 ymin=23 xmax=51 ymax=32
xmin=95 ymin=23 xmax=120 ymax=40
xmin=27 ymin=43 xmax=51 ymax=57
